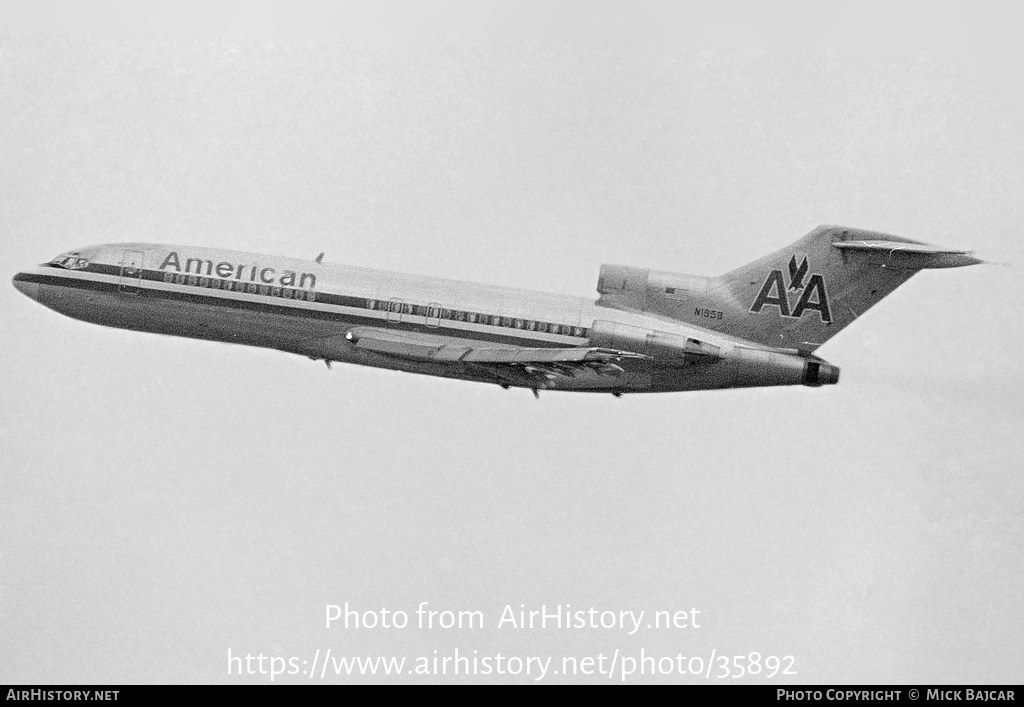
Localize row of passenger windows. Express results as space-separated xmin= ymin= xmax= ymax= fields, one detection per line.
xmin=162 ymin=270 xmax=584 ymax=337
xmin=365 ymin=299 xmax=587 ymax=337
xmin=164 ymin=272 xmax=317 ymax=301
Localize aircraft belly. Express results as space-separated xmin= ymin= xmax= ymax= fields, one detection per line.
xmin=142 ymin=298 xmax=344 ymax=351
xmin=38 ymin=284 xmax=149 ymax=330
xmin=648 ymin=364 xmax=735 ymax=392
xmin=40 ymin=284 xmax=345 ymax=352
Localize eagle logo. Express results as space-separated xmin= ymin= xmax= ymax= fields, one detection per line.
xmin=750 ymin=254 xmax=832 ymax=323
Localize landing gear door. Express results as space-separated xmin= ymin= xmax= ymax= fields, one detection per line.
xmin=119 ymin=250 xmax=145 ymax=295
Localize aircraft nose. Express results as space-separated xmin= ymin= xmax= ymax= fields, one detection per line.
xmin=12 ymin=272 xmax=39 ymax=301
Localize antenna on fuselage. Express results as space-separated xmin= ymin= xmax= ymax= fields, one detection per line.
xmin=315 ymin=252 xmax=325 ymax=264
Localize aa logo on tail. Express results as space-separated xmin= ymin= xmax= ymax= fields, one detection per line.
xmin=750 ymin=255 xmax=833 ymax=323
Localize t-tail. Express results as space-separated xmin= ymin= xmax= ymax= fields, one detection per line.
xmin=596 ymin=225 xmax=982 ymax=351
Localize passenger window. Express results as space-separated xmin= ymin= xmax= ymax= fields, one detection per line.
xmin=164 ymin=273 xmax=173 ymax=283
xmin=526 ymin=321 xmax=536 ymax=331
xmin=199 ymin=277 xmax=208 ymax=287
xmin=283 ymin=289 xmax=293 ymax=299
xmin=441 ymin=309 xmax=451 ymax=319
xmin=271 ymin=286 xmax=281 ymax=297
xmin=307 ymin=291 xmax=316 ymax=302
xmin=367 ymin=299 xmax=376 ymax=309
xmin=468 ymin=313 xmax=477 ymax=323
xmin=175 ymin=274 xmax=185 ymax=284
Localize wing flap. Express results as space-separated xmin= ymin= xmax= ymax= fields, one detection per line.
xmin=351 ymin=334 xmax=448 ymax=361
xmin=344 ymin=327 xmax=643 ymax=384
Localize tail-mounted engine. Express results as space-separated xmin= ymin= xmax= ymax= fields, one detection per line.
xmin=588 ymin=320 xmax=839 ymax=388
xmin=589 ymin=320 xmax=720 ymax=365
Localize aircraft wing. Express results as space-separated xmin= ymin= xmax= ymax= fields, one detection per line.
xmin=343 ymin=326 xmax=645 ymax=388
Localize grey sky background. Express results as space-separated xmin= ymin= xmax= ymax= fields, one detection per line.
xmin=1 ymin=0 xmax=1022 ymax=685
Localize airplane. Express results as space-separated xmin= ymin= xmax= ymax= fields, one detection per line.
xmin=12 ymin=225 xmax=981 ymax=397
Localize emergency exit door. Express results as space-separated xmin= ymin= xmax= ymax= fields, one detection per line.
xmin=119 ymin=250 xmax=145 ymax=295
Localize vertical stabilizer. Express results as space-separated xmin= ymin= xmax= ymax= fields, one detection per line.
xmin=597 ymin=225 xmax=981 ymax=350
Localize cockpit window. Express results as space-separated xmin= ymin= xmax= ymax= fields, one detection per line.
xmin=46 ymin=252 xmax=90 ymax=270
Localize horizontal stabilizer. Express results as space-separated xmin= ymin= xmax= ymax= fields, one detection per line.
xmin=833 ymin=240 xmax=982 ymax=268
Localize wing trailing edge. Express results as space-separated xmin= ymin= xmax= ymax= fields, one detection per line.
xmin=343 ymin=327 xmax=645 ymax=387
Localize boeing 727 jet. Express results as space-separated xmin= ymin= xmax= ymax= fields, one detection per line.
xmin=12 ymin=225 xmax=981 ymax=396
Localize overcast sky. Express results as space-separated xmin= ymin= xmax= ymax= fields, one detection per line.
xmin=1 ymin=1 xmax=1022 ymax=684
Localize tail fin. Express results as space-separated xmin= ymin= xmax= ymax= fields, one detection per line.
xmin=597 ymin=225 xmax=981 ymax=351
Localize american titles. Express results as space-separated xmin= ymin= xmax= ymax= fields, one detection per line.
xmin=159 ymin=251 xmax=316 ymax=290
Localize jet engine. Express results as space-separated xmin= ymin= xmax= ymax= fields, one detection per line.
xmin=589 ymin=320 xmax=720 ymax=364
xmin=588 ymin=320 xmax=839 ymax=388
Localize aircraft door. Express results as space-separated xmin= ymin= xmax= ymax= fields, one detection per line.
xmin=387 ymin=298 xmax=403 ymax=324
xmin=119 ymin=250 xmax=145 ymax=295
